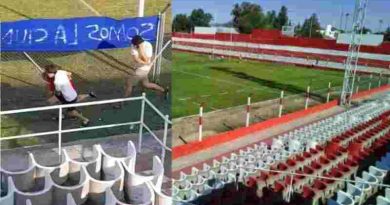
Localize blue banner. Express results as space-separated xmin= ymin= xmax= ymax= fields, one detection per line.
xmin=0 ymin=16 xmax=159 ymax=52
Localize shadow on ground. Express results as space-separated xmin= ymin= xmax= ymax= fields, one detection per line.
xmin=210 ymin=66 xmax=327 ymax=102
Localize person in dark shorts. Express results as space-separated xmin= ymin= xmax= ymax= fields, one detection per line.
xmin=43 ymin=64 xmax=96 ymax=126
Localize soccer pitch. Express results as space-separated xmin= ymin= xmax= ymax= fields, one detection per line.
xmin=172 ymin=51 xmax=379 ymax=118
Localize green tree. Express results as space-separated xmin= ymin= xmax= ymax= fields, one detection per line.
xmin=172 ymin=14 xmax=191 ymax=32
xmin=188 ymin=8 xmax=213 ymax=29
xmin=231 ymin=2 xmax=265 ymax=34
xmin=357 ymin=27 xmax=372 ymax=34
xmin=299 ymin=13 xmax=322 ymax=38
xmin=264 ymin=10 xmax=277 ymax=29
xmin=384 ymin=27 xmax=390 ymax=41
xmin=275 ymin=6 xmax=288 ymax=29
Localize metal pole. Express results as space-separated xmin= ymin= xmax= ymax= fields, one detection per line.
xmin=137 ymin=0 xmax=145 ymax=17
xmin=58 ymin=107 xmax=63 ymax=160
xmin=152 ymin=12 xmax=162 ymax=81
xmin=157 ymin=12 xmax=166 ymax=82
xmin=327 ymin=82 xmax=332 ymax=103
xmin=355 ymin=76 xmax=360 ymax=93
xmin=278 ymin=90 xmax=284 ymax=117
xmin=198 ymin=104 xmax=203 ymax=141
xmin=161 ymin=114 xmax=169 ymax=163
xmin=305 ymin=86 xmax=310 ymax=110
xmin=368 ymin=74 xmax=372 ymax=90
xmin=138 ymin=93 xmax=146 ymax=152
xmin=246 ymin=96 xmax=251 ymax=127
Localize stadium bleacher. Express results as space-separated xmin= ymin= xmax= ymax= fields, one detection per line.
xmin=172 ymin=93 xmax=390 ymax=205
xmin=0 ymin=141 xmax=172 ymax=205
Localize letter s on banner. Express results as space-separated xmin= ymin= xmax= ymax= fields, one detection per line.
xmin=139 ymin=23 xmax=154 ymax=40
xmin=34 ymin=28 xmax=48 ymax=43
xmin=86 ymin=24 xmax=102 ymax=41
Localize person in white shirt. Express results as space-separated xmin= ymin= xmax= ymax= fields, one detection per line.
xmin=124 ymin=35 xmax=166 ymax=98
xmin=44 ymin=64 xmax=96 ymax=126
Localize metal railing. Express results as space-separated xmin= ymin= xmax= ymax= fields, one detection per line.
xmin=0 ymin=93 xmax=172 ymax=162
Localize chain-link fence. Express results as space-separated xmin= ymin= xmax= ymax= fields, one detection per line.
xmin=1 ymin=0 xmax=172 ymax=149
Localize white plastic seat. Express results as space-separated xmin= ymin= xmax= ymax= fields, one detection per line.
xmin=105 ymin=183 xmax=154 ymax=205
xmin=0 ymin=176 xmax=16 ymax=205
xmin=96 ymin=141 xmax=136 ymax=173
xmin=29 ymin=150 xmax=69 ymax=186
xmin=0 ymin=154 xmax=36 ymax=191
xmin=362 ymin=171 xmax=379 ymax=195
xmin=377 ymin=196 xmax=390 ymax=205
xmin=87 ymin=159 xmax=124 ymax=205
xmin=346 ymin=183 xmax=362 ymax=203
xmin=368 ymin=166 xmax=387 ymax=183
xmin=14 ymin=173 xmax=54 ymax=205
xmin=64 ymin=145 xmax=102 ymax=180
xmin=355 ymin=176 xmax=372 ymax=202
xmin=121 ymin=154 xmax=163 ymax=205
xmin=51 ymin=165 xmax=90 ymax=205
xmin=148 ymin=181 xmax=172 ymax=205
xmin=335 ymin=190 xmax=354 ymax=205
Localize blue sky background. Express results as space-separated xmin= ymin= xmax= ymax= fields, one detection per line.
xmin=173 ymin=0 xmax=390 ymax=32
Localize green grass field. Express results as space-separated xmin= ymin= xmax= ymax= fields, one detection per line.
xmin=172 ymin=51 xmax=380 ymax=118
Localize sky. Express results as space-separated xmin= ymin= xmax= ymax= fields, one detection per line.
xmin=172 ymin=0 xmax=390 ymax=32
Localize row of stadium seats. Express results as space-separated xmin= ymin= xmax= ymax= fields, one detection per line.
xmin=173 ymin=41 xmax=390 ymax=69
xmin=327 ymin=154 xmax=390 ymax=205
xmin=172 ymin=94 xmax=390 ymax=204
xmin=0 ymin=141 xmax=172 ymax=205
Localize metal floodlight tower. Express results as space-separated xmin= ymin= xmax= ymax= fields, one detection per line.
xmin=340 ymin=0 xmax=368 ymax=106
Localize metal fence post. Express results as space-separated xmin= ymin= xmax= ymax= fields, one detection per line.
xmin=326 ymin=82 xmax=331 ymax=103
xmin=245 ymin=96 xmax=251 ymax=127
xmin=161 ymin=114 xmax=169 ymax=163
xmin=368 ymin=74 xmax=372 ymax=90
xmin=152 ymin=12 xmax=162 ymax=81
xmin=355 ymin=76 xmax=360 ymax=94
xmin=305 ymin=86 xmax=310 ymax=110
xmin=198 ymin=104 xmax=203 ymax=141
xmin=138 ymin=93 xmax=146 ymax=152
xmin=58 ymin=107 xmax=63 ymax=160
xmin=156 ymin=12 xmax=166 ymax=83
xmin=278 ymin=90 xmax=284 ymax=117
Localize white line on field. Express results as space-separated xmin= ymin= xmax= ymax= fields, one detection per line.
xmin=178 ymin=97 xmax=191 ymax=101
xmin=172 ymin=69 xmax=279 ymax=94
xmin=220 ymin=91 xmax=228 ymax=95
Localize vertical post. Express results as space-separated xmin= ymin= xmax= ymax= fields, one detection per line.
xmin=198 ymin=104 xmax=203 ymax=141
xmin=378 ymin=73 xmax=382 ymax=87
xmin=152 ymin=12 xmax=162 ymax=81
xmin=368 ymin=74 xmax=372 ymax=90
xmin=156 ymin=12 xmax=166 ymax=82
xmin=161 ymin=114 xmax=169 ymax=163
xmin=138 ymin=93 xmax=146 ymax=152
xmin=305 ymin=86 xmax=310 ymax=110
xmin=326 ymin=82 xmax=332 ymax=103
xmin=246 ymin=96 xmax=251 ymax=127
xmin=278 ymin=90 xmax=284 ymax=118
xmin=355 ymin=76 xmax=360 ymax=93
xmin=58 ymin=107 xmax=63 ymax=160
xmin=137 ymin=0 xmax=145 ymax=17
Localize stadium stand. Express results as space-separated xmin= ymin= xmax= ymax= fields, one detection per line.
xmin=172 ymin=93 xmax=390 ymax=204
xmin=0 ymin=141 xmax=172 ymax=205
xmin=172 ymin=30 xmax=390 ymax=74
